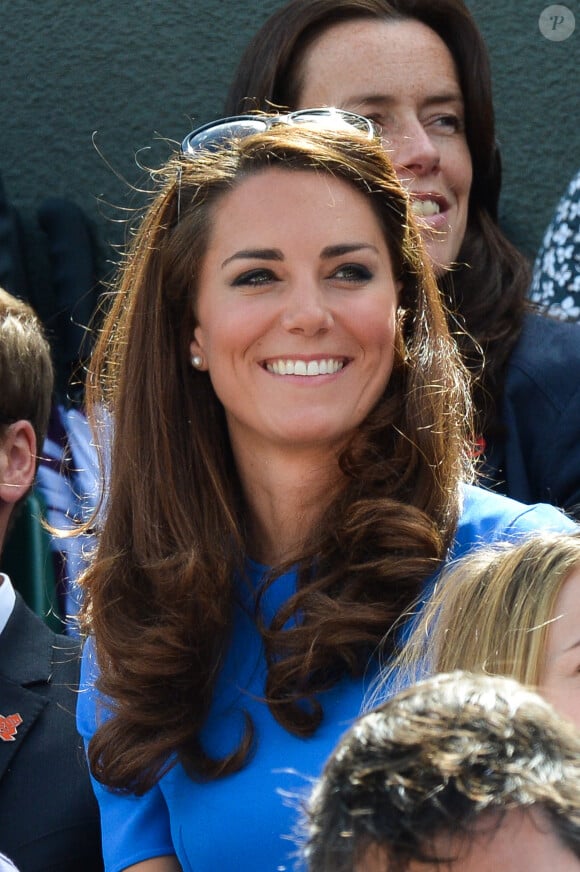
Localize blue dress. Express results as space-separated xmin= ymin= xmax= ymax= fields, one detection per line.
xmin=77 ymin=485 xmax=577 ymax=872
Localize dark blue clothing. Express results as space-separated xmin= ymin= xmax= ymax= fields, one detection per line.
xmin=481 ymin=312 xmax=580 ymax=518
xmin=0 ymin=595 xmax=103 ymax=871
xmin=78 ymin=485 xmax=576 ymax=872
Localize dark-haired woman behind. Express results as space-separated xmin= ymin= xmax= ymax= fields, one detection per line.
xmin=226 ymin=0 xmax=580 ymax=518
xmin=77 ymin=115 xmax=576 ymax=872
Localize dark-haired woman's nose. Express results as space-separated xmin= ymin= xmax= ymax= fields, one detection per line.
xmin=280 ymin=281 xmax=334 ymax=336
xmin=384 ymin=120 xmax=441 ymax=179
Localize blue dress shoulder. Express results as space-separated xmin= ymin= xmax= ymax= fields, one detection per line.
xmin=77 ymin=484 xmax=577 ymax=872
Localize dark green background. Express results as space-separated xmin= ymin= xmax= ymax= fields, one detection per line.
xmin=3 ymin=0 xmax=579 ymax=301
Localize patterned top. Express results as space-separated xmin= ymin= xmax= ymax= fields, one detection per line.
xmin=530 ymin=169 xmax=580 ymax=320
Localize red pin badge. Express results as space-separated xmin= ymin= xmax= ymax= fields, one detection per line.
xmin=0 ymin=713 xmax=23 ymax=742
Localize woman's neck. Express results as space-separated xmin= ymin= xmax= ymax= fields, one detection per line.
xmin=233 ymin=440 xmax=344 ymax=566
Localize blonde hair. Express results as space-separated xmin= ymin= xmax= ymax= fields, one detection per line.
xmin=386 ymin=531 xmax=580 ymax=694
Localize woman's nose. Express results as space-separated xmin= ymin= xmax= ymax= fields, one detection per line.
xmin=280 ymin=282 xmax=334 ymax=335
xmin=383 ymin=120 xmax=440 ymax=177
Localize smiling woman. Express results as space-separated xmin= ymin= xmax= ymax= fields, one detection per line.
xmin=190 ymin=168 xmax=399 ymax=485
xmin=76 ymin=114 xmax=576 ymax=872
xmin=295 ymin=18 xmax=473 ymax=274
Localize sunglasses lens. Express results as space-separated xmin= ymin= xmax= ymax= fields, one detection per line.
xmin=289 ymin=109 xmax=376 ymax=139
xmin=182 ymin=118 xmax=268 ymax=155
xmin=181 ymin=109 xmax=376 ymax=157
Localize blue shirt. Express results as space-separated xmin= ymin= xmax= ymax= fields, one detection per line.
xmin=77 ymin=485 xmax=577 ymax=872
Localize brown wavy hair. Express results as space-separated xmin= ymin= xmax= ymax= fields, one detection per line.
xmin=81 ymin=121 xmax=473 ymax=793
xmin=225 ymin=0 xmax=532 ymax=441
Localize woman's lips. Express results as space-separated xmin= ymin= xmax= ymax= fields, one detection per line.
xmin=410 ymin=193 xmax=451 ymax=232
xmin=262 ymin=357 xmax=349 ymax=376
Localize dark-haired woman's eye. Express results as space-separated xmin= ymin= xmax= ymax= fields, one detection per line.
xmin=232 ymin=268 xmax=278 ymax=288
xmin=432 ymin=114 xmax=464 ymax=134
xmin=333 ymin=263 xmax=373 ymax=283
xmin=365 ymin=114 xmax=384 ymax=134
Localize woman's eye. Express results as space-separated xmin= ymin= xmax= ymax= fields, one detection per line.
xmin=333 ymin=263 xmax=373 ymax=283
xmin=430 ymin=114 xmax=464 ymax=134
xmin=365 ymin=114 xmax=384 ymax=133
xmin=232 ymin=268 xmax=277 ymax=288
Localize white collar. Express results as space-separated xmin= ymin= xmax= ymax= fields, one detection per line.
xmin=0 ymin=574 xmax=16 ymax=636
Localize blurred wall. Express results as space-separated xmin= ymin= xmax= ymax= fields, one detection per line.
xmin=2 ymin=0 xmax=578 ymax=307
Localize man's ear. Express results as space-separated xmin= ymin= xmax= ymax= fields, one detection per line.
xmin=0 ymin=420 xmax=37 ymax=505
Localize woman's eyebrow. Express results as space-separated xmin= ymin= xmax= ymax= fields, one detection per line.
xmin=321 ymin=243 xmax=378 ymax=259
xmin=346 ymin=91 xmax=464 ymax=109
xmin=222 ymin=248 xmax=284 ymax=268
xmin=563 ymin=634 xmax=580 ymax=654
xmin=222 ymin=244 xmax=378 ymax=268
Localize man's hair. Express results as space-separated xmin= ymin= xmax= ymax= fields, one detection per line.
xmin=0 ymin=287 xmax=54 ymax=454
xmin=305 ymin=671 xmax=580 ymax=871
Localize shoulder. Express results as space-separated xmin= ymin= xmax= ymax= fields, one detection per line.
xmin=530 ymin=171 xmax=580 ymax=317
xmin=506 ymin=312 xmax=580 ymax=404
xmin=451 ymin=484 xmax=577 ymax=559
xmin=512 ymin=311 xmax=580 ymax=362
xmin=77 ymin=636 xmax=110 ymax=741
xmin=0 ymin=594 xmax=81 ymax=684
xmin=551 ymin=169 xmax=580 ymax=214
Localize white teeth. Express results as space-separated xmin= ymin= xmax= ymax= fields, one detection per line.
xmin=411 ymin=199 xmax=441 ymax=217
xmin=266 ymin=358 xmax=345 ymax=376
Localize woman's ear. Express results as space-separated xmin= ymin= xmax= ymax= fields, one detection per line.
xmin=189 ymin=334 xmax=208 ymax=371
xmin=0 ymin=420 xmax=37 ymax=505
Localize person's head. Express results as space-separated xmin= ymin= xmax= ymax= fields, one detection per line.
xmin=226 ymin=0 xmax=498 ymax=274
xmin=0 ymin=287 xmax=54 ymax=545
xmin=387 ymin=531 xmax=580 ymax=727
xmin=305 ymin=671 xmax=580 ymax=872
xmin=88 ymin=111 xmax=471 ymax=561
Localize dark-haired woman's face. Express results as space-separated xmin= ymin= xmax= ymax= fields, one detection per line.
xmin=190 ymin=167 xmax=399 ymax=459
xmin=297 ymin=18 xmax=472 ymax=274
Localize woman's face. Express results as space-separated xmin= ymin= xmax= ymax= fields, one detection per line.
xmin=540 ymin=566 xmax=580 ymax=727
xmin=297 ymin=18 xmax=473 ymax=275
xmin=190 ymin=167 xmax=399 ymax=460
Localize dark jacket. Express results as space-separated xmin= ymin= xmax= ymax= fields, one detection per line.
xmin=482 ymin=312 xmax=580 ymax=518
xmin=0 ymin=594 xmax=103 ymax=872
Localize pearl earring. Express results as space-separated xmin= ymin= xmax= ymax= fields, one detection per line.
xmin=191 ymin=354 xmax=203 ymax=369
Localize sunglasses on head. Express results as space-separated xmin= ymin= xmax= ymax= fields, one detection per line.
xmin=181 ymin=108 xmax=377 ymax=156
